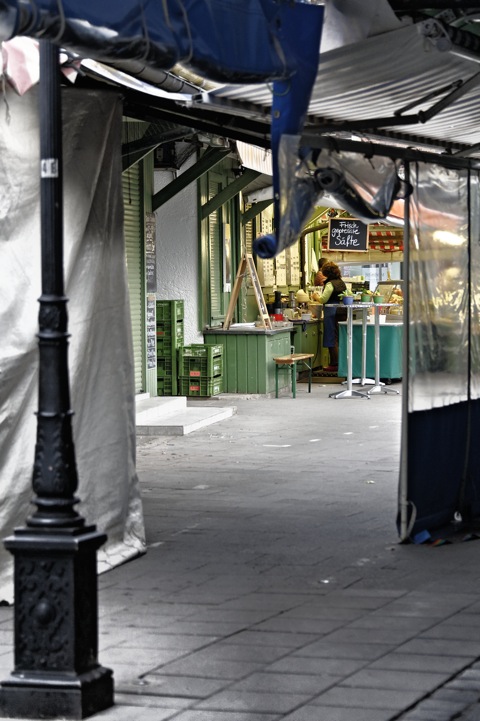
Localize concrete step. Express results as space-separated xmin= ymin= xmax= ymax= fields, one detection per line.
xmin=136 ymin=395 xmax=186 ymax=420
xmin=135 ymin=395 xmax=236 ymax=436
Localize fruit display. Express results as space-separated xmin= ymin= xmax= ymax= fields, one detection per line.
xmin=390 ymin=287 xmax=403 ymax=305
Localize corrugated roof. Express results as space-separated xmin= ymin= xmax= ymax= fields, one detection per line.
xmin=206 ymin=23 xmax=480 ymax=157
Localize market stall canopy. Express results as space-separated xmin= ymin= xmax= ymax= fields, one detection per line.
xmin=0 ymin=0 xmax=325 ymax=260
xmin=62 ymin=3 xmax=480 ymax=256
xmin=205 ymin=16 xmax=480 ymax=256
xmin=4 ymin=2 xmax=480 ymax=255
xmin=209 ymin=19 xmax=480 ymax=156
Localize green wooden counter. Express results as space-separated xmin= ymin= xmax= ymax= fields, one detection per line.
xmin=338 ymin=321 xmax=403 ymax=379
xmin=291 ymin=319 xmax=328 ymax=369
xmin=204 ymin=325 xmax=292 ymax=394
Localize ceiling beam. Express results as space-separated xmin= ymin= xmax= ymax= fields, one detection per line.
xmin=244 ymin=185 xmax=273 ymax=203
xmin=201 ymin=169 xmax=260 ymax=219
xmin=241 ymin=199 xmax=273 ymax=225
xmin=82 ymin=75 xmax=480 ymax=165
xmin=122 ymin=128 xmax=192 ymax=170
xmin=301 ymin=132 xmax=480 ymax=169
xmin=114 ymin=83 xmax=272 ymax=149
xmin=152 ymin=146 xmax=231 ymax=211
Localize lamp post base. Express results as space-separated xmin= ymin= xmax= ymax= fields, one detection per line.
xmin=0 ymin=666 xmax=113 ymax=720
xmin=0 ymin=526 xmax=114 ymax=719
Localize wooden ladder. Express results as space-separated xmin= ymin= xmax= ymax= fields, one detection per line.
xmin=223 ymin=253 xmax=272 ymax=330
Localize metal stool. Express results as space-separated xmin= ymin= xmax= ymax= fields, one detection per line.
xmin=273 ymin=353 xmax=314 ymax=398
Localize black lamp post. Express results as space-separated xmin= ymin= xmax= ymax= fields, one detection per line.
xmin=0 ymin=41 xmax=114 ymax=719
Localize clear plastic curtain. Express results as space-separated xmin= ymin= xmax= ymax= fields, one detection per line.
xmin=470 ymin=171 xmax=480 ymax=400
xmin=408 ymin=163 xmax=469 ymax=411
xmin=399 ymin=161 xmax=479 ymax=541
xmin=464 ymin=171 xmax=480 ymax=522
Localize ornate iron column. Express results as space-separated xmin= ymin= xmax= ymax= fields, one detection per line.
xmin=0 ymin=41 xmax=114 ymax=719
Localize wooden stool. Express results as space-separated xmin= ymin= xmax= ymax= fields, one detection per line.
xmin=273 ymin=353 xmax=314 ymax=398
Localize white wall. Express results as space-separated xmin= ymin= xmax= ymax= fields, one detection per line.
xmin=154 ymin=154 xmax=203 ymax=344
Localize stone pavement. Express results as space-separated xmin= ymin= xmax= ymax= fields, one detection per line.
xmin=2 ymin=381 xmax=480 ymax=719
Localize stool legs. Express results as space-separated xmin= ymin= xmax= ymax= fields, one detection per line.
xmin=274 ymin=356 xmax=313 ymax=398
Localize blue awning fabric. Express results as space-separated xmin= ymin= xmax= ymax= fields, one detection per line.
xmin=0 ymin=0 xmax=321 ymax=84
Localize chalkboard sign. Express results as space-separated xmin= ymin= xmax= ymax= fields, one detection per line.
xmin=328 ymin=218 xmax=369 ymax=252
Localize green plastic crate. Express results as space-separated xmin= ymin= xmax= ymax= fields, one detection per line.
xmin=156 ymin=299 xmax=184 ymax=321
xmin=156 ymin=320 xmax=184 ymax=338
xmin=180 ymin=343 xmax=223 ymax=358
xmin=156 ymin=321 xmax=184 ymax=357
xmin=157 ymin=376 xmax=177 ymax=396
xmin=157 ymin=356 xmax=177 ymax=378
xmin=178 ymin=354 xmax=223 ymax=379
xmin=178 ymin=376 xmax=223 ymax=397
xmin=156 ymin=336 xmax=183 ymax=357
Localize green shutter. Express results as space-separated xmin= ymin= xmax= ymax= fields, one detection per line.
xmin=244 ymin=203 xmax=253 ymax=255
xmin=122 ymin=164 xmax=144 ymax=393
xmin=208 ymin=176 xmax=223 ymax=322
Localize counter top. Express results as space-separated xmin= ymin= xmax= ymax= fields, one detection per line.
xmin=204 ymin=324 xmax=293 ymax=335
xmin=291 ymin=318 xmax=321 ymax=324
xmin=338 ymin=320 xmax=403 ymax=326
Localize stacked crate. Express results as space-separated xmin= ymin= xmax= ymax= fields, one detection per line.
xmin=156 ymin=300 xmax=184 ymax=395
xmin=178 ymin=344 xmax=224 ymax=397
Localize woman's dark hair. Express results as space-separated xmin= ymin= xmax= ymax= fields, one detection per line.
xmin=318 ymin=257 xmax=327 ymax=269
xmin=322 ymin=261 xmax=342 ymax=281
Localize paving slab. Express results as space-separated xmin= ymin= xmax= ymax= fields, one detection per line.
xmin=368 ymin=652 xmax=470 ymax=673
xmin=193 ymin=689 xmax=314 ymax=714
xmin=228 ymin=671 xmax=341 ymax=694
xmin=170 ymin=712 xmax=281 ymax=721
xmin=131 ymin=674 xmax=229 ymax=698
xmin=460 ymin=709 xmax=480 ymax=721
xmin=290 ymin=640 xmax=395 ymax=660
xmin=282 ymin=707 xmax=398 ymax=721
xmin=307 ymin=685 xmax=425 ymax=710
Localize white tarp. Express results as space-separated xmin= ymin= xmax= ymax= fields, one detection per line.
xmin=0 ymin=85 xmax=146 ymax=601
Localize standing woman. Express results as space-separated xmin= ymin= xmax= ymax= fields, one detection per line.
xmin=312 ymin=261 xmax=347 ymax=372
xmin=313 ymin=257 xmax=327 ymax=288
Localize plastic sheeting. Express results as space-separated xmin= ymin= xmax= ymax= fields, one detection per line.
xmin=319 ymin=0 xmax=400 ymax=53
xmin=471 ymin=173 xmax=480 ymax=402
xmin=408 ymin=163 xmax=470 ymax=411
xmin=399 ymin=162 xmax=480 ymax=540
xmin=0 ymin=86 xmax=146 ymax=601
xmin=253 ymin=141 xmax=408 ymax=258
xmin=1 ymin=37 xmax=79 ymax=94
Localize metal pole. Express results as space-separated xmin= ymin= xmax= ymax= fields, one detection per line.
xmin=368 ymin=304 xmax=399 ymax=396
xmin=0 ymin=41 xmax=114 ymax=719
xmin=399 ymin=164 xmax=412 ymax=541
xmin=330 ymin=305 xmax=369 ymax=399
xmin=34 ymin=39 xmax=81 ymax=529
